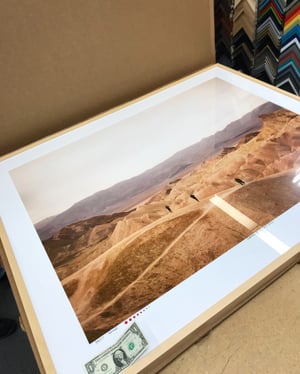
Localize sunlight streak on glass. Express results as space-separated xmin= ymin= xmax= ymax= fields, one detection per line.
xmin=255 ymin=228 xmax=290 ymax=254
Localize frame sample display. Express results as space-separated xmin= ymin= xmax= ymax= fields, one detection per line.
xmin=0 ymin=65 xmax=299 ymax=373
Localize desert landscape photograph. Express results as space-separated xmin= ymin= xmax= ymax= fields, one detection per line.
xmin=10 ymin=79 xmax=300 ymax=342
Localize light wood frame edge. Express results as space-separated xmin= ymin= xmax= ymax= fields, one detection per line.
xmin=126 ymin=243 xmax=300 ymax=373
xmin=0 ymin=219 xmax=57 ymax=374
xmin=215 ymin=64 xmax=300 ymax=102
xmin=0 ymin=62 xmax=299 ymax=373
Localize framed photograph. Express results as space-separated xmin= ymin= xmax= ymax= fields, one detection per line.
xmin=0 ymin=64 xmax=299 ymax=374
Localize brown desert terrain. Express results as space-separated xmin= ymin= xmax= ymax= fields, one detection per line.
xmin=42 ymin=108 xmax=300 ymax=342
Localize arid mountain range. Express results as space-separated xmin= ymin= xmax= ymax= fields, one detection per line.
xmin=42 ymin=106 xmax=300 ymax=342
xmin=36 ymin=102 xmax=280 ymax=240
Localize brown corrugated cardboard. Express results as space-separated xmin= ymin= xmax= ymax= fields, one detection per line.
xmin=0 ymin=0 xmax=214 ymax=156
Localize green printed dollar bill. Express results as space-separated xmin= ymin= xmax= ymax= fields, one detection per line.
xmin=85 ymin=323 xmax=148 ymax=374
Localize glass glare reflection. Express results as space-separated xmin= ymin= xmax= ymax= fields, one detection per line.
xmin=292 ymin=169 xmax=300 ymax=186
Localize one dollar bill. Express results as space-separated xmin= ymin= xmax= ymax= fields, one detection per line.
xmin=85 ymin=323 xmax=148 ymax=374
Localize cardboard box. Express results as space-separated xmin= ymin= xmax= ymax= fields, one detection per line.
xmin=0 ymin=0 xmax=214 ymax=156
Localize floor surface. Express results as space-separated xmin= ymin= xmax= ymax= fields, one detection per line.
xmin=0 ymin=273 xmax=39 ymax=374
xmin=159 ymin=263 xmax=300 ymax=374
xmin=0 ymin=264 xmax=299 ymax=374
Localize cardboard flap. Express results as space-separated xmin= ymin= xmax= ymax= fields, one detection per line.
xmin=0 ymin=0 xmax=215 ymax=155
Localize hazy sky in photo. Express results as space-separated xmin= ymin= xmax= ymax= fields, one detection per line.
xmin=11 ymin=78 xmax=267 ymax=223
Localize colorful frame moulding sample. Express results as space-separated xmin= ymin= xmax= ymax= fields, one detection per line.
xmin=0 ymin=64 xmax=300 ymax=374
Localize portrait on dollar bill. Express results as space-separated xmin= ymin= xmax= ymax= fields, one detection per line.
xmin=113 ymin=349 xmax=129 ymax=368
xmin=85 ymin=323 xmax=148 ymax=374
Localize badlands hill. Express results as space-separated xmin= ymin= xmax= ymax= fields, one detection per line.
xmin=43 ymin=108 xmax=300 ymax=342
xmin=36 ymin=102 xmax=279 ymax=240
